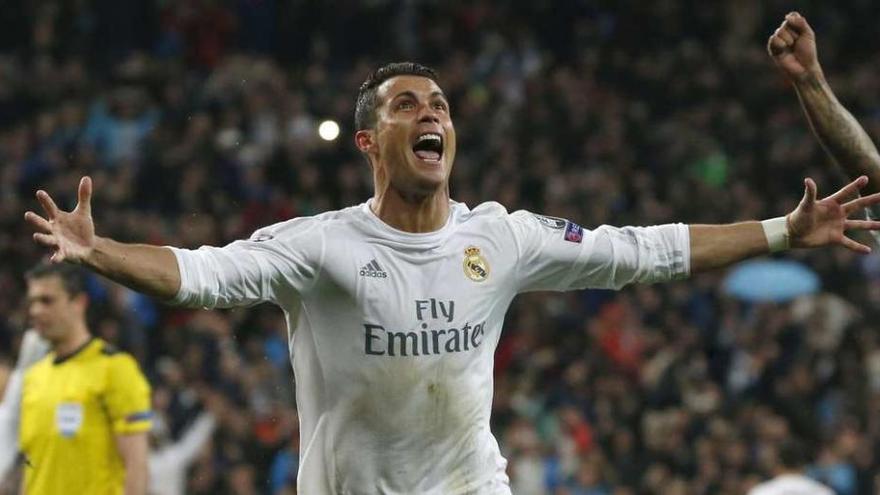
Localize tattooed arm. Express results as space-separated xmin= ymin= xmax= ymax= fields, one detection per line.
xmin=794 ymin=72 xmax=880 ymax=194
xmin=768 ymin=12 xmax=880 ymax=194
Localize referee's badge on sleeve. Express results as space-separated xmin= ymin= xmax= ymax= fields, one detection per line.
xmin=56 ymin=402 xmax=84 ymax=437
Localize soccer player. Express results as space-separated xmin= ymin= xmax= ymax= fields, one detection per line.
xmin=23 ymin=63 xmax=880 ymax=493
xmin=18 ymin=262 xmax=151 ymax=494
xmin=747 ymin=440 xmax=833 ymax=495
xmin=768 ymin=12 xmax=880 ymax=223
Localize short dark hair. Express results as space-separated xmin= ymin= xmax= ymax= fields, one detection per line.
xmin=777 ymin=438 xmax=809 ymax=469
xmin=25 ymin=261 xmax=87 ymax=297
xmin=354 ymin=62 xmax=439 ymax=131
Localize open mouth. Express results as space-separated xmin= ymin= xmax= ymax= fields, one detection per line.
xmin=412 ymin=133 xmax=443 ymax=163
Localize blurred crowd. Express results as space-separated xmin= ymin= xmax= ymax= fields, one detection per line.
xmin=2 ymin=0 xmax=880 ymax=494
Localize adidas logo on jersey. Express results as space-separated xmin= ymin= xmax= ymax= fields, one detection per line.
xmin=359 ymin=259 xmax=388 ymax=278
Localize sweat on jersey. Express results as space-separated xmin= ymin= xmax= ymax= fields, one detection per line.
xmin=169 ymin=200 xmax=690 ymax=494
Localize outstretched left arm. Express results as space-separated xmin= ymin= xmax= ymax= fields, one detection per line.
xmin=690 ymin=176 xmax=880 ymax=272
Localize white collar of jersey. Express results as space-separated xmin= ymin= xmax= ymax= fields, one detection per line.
xmin=359 ymin=199 xmax=463 ymax=246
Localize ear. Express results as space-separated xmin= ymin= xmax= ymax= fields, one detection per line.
xmin=73 ymin=293 xmax=89 ymax=313
xmin=355 ymin=129 xmax=375 ymax=153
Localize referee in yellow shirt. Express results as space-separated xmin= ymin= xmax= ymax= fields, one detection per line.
xmin=19 ymin=262 xmax=151 ymax=494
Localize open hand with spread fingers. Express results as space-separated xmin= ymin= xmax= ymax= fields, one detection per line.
xmin=24 ymin=176 xmax=96 ymax=264
xmin=787 ymin=175 xmax=880 ymax=253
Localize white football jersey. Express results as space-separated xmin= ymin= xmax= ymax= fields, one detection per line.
xmin=748 ymin=474 xmax=834 ymax=495
xmin=170 ymin=200 xmax=690 ymax=494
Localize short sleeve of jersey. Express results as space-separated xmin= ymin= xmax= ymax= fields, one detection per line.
xmin=169 ymin=217 xmax=324 ymax=308
xmin=508 ymin=210 xmax=691 ymax=292
xmin=104 ymin=354 xmax=152 ymax=435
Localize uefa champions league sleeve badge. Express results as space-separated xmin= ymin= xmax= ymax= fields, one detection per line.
xmin=463 ymin=246 xmax=490 ymax=282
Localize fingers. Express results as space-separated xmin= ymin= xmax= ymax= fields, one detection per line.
xmin=35 ymin=190 xmax=60 ymax=220
xmin=33 ymin=233 xmax=58 ymax=249
xmin=768 ymin=12 xmax=814 ymax=58
xmin=775 ymin=25 xmax=796 ymax=46
xmin=844 ymin=190 xmax=880 ymax=215
xmin=784 ymin=12 xmax=812 ymax=35
xmin=839 ymin=235 xmax=871 ymax=254
xmin=828 ymin=175 xmax=868 ymax=203
xmin=845 ymin=219 xmax=880 ymax=230
xmin=75 ymin=176 xmax=92 ymax=215
xmin=768 ymin=35 xmax=788 ymax=56
xmin=24 ymin=211 xmax=52 ymax=233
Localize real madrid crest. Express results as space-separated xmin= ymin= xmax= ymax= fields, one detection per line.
xmin=463 ymin=246 xmax=490 ymax=282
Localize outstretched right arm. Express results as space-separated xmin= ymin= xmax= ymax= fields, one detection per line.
xmin=83 ymin=238 xmax=181 ymax=301
xmin=25 ymin=177 xmax=181 ymax=300
xmin=26 ymin=176 xmax=319 ymax=307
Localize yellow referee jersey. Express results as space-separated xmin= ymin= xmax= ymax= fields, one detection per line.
xmin=19 ymin=338 xmax=152 ymax=495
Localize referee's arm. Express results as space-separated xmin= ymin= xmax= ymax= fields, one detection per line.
xmin=116 ymin=432 xmax=148 ymax=495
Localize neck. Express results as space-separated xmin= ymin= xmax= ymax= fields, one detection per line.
xmin=371 ymin=184 xmax=450 ymax=233
xmin=53 ymin=323 xmax=91 ymax=358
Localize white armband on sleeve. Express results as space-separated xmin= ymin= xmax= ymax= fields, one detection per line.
xmin=761 ymin=217 xmax=790 ymax=252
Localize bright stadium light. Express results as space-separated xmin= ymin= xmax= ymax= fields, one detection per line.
xmin=318 ymin=120 xmax=340 ymax=141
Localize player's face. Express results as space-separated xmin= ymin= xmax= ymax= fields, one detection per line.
xmin=26 ymin=276 xmax=85 ymax=343
xmin=372 ymin=75 xmax=457 ymax=195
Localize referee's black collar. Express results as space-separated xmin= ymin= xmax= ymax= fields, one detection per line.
xmin=53 ymin=337 xmax=95 ymax=365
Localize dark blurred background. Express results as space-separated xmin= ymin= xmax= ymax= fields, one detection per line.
xmin=2 ymin=1 xmax=880 ymax=494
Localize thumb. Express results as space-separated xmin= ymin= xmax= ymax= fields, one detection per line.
xmin=76 ymin=176 xmax=92 ymax=215
xmin=801 ymin=177 xmax=817 ymax=208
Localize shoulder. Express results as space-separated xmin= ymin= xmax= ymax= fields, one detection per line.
xmin=745 ymin=481 xmax=770 ymax=495
xmin=750 ymin=475 xmax=832 ymax=495
xmin=455 ymin=203 xmax=575 ymax=244
xmin=455 ymin=201 xmax=515 ymax=231
xmin=459 ymin=201 xmax=510 ymax=219
xmin=249 ymin=205 xmax=363 ymax=242
xmin=23 ymin=355 xmax=53 ymax=381
xmin=98 ymin=340 xmax=122 ymax=356
xmin=463 ymin=203 xmax=571 ymax=230
xmin=93 ymin=340 xmax=143 ymax=374
xmin=500 ymin=208 xmax=576 ymax=238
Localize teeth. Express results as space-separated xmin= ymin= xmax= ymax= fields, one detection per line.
xmin=416 ymin=133 xmax=442 ymax=143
